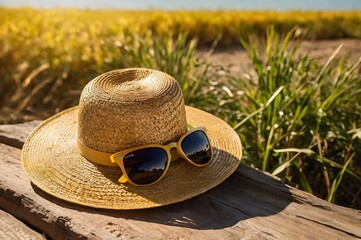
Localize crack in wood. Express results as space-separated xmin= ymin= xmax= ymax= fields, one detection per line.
xmin=202 ymin=193 xmax=253 ymax=218
xmin=0 ymin=121 xmax=41 ymax=149
xmin=296 ymin=214 xmax=361 ymax=238
xmin=0 ymin=135 xmax=24 ymax=149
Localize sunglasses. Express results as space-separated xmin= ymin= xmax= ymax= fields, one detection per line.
xmin=110 ymin=126 xmax=212 ymax=186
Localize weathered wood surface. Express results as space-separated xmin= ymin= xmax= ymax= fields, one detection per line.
xmin=0 ymin=209 xmax=45 ymax=240
xmin=0 ymin=121 xmax=360 ymax=240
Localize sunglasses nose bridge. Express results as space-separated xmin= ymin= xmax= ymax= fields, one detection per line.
xmin=168 ymin=142 xmax=177 ymax=149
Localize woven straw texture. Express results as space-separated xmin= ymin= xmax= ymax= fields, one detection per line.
xmin=78 ymin=68 xmax=187 ymax=153
xmin=21 ymin=68 xmax=242 ymax=209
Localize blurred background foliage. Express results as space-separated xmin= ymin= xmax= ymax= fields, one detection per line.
xmin=0 ymin=8 xmax=360 ymax=209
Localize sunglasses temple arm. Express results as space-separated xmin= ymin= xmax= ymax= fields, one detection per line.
xmin=118 ymin=175 xmax=128 ymax=183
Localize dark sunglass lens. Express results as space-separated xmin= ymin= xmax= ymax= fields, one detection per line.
xmin=181 ymin=130 xmax=211 ymax=165
xmin=123 ymin=147 xmax=168 ymax=185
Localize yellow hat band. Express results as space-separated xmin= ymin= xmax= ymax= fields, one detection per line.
xmin=76 ymin=138 xmax=118 ymax=167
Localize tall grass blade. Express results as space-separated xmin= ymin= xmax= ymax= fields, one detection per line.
xmin=234 ymin=86 xmax=284 ymax=130
xmin=272 ymin=152 xmax=301 ymax=176
xmin=274 ymin=148 xmax=315 ymax=155
xmin=327 ymin=154 xmax=353 ymax=203
xmin=22 ymin=63 xmax=50 ymax=87
xmin=233 ymin=108 xmax=263 ymax=130
xmin=316 ymin=156 xmax=361 ymax=182
xmin=293 ymin=161 xmax=313 ymax=194
xmin=265 ymin=86 xmax=284 ymax=107
xmin=315 ymin=44 xmax=342 ymax=83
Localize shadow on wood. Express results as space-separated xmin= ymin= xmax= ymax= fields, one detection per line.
xmin=30 ymin=163 xmax=293 ymax=230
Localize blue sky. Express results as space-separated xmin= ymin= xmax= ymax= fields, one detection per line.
xmin=1 ymin=0 xmax=361 ymax=10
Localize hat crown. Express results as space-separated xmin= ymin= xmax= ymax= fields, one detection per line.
xmin=77 ymin=68 xmax=187 ymax=153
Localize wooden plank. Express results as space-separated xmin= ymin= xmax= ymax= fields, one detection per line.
xmin=0 ymin=121 xmax=41 ymax=149
xmin=0 ymin=209 xmax=45 ymax=240
xmin=0 ymin=122 xmax=361 ymax=239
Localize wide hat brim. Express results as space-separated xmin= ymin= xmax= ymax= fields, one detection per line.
xmin=22 ymin=106 xmax=242 ymax=209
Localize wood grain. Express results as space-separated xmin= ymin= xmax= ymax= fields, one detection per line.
xmin=0 ymin=209 xmax=45 ymax=240
xmin=0 ymin=121 xmax=360 ymax=239
xmin=0 ymin=121 xmax=41 ymax=149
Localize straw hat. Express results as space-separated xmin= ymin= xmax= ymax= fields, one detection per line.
xmin=21 ymin=68 xmax=242 ymax=209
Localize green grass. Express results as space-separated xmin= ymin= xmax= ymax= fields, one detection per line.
xmin=230 ymin=28 xmax=361 ymax=207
